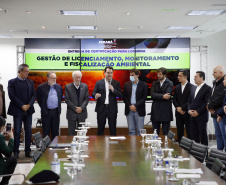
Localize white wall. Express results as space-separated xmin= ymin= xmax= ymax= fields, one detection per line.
xmin=1 ymin=34 xmax=225 ymax=132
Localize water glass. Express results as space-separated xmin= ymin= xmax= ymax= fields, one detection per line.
xmin=140 ymin=129 xmax=147 ymax=142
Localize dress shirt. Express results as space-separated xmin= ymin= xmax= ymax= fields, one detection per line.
xmin=18 ymin=76 xmax=25 ymax=81
xmin=47 ymin=85 xmax=58 ymax=109
xmin=74 ymin=83 xmax=80 ymax=89
xmin=104 ymin=78 xmax=111 ymax=104
xmin=131 ymin=80 xmax=138 ymax=105
xmin=181 ymin=81 xmax=188 ymax=94
xmin=160 ymin=78 xmax=166 ymax=87
xmin=194 ymin=82 xmax=205 ymax=98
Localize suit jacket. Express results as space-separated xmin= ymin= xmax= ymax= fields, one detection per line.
xmin=207 ymin=76 xmax=226 ymax=118
xmin=0 ymin=134 xmax=14 ymax=175
xmin=150 ymin=78 xmax=173 ymax=122
xmin=36 ymin=82 xmax=63 ymax=117
xmin=217 ymin=93 xmax=226 ymax=123
xmin=0 ymin=84 xmax=6 ymax=118
xmin=123 ymin=80 xmax=148 ymax=117
xmin=173 ymin=82 xmax=194 ymax=117
xmin=65 ymin=82 xmax=89 ymax=121
xmin=188 ymin=83 xmax=212 ymax=122
xmin=7 ymin=77 xmax=36 ymax=117
xmin=92 ymin=79 xmax=122 ymax=114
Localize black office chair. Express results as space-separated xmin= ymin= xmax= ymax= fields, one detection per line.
xmin=206 ymin=148 xmax=226 ymax=169
xmin=189 ymin=141 xmax=208 ymax=163
xmin=211 ymin=158 xmax=225 ymax=176
xmin=179 ymin=136 xmax=193 ymax=152
xmin=40 ymin=140 xmax=46 ymax=153
xmin=32 ymin=149 xmax=42 ymax=163
xmin=0 ymin=173 xmax=25 ymax=183
xmin=43 ymin=135 xmax=51 ymax=148
xmin=167 ymin=130 xmax=176 ymax=142
xmin=32 ymin=132 xmax=43 ymax=149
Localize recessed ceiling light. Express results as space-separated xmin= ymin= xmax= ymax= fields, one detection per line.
xmin=156 ymin=36 xmax=178 ymax=38
xmin=126 ymin=12 xmax=130 ymax=15
xmin=26 ymin=11 xmax=32 ymax=14
xmin=67 ymin=26 xmax=97 ymax=30
xmin=161 ymin=9 xmax=178 ymax=11
xmin=60 ymin=10 xmax=97 ymax=15
xmin=0 ymin=8 xmax=2 ymax=11
xmin=118 ymin=27 xmax=122 ymax=30
xmin=42 ymin=26 xmax=46 ymax=29
xmin=0 ymin=35 xmax=12 ymax=38
xmin=196 ymin=29 xmax=216 ymax=32
xmin=72 ymin=36 xmax=96 ymax=38
xmin=167 ymin=26 xmax=197 ymax=30
xmin=187 ymin=10 xmax=225 ymax=15
xmin=138 ymin=26 xmax=143 ymax=29
xmin=10 ymin=29 xmax=28 ymax=32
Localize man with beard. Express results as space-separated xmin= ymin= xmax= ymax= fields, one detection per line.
xmin=150 ymin=67 xmax=173 ymax=135
xmin=37 ymin=72 xmax=63 ymax=140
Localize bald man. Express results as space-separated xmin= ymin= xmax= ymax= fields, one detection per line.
xmin=207 ymin=65 xmax=226 ymax=150
xmin=65 ymin=71 xmax=89 ymax=135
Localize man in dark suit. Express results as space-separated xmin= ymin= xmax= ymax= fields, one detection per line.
xmin=207 ymin=65 xmax=226 ymax=151
xmin=7 ymin=64 xmax=36 ymax=158
xmin=0 ymin=84 xmax=6 ymax=119
xmin=217 ymin=76 xmax=226 ymax=148
xmin=65 ymin=71 xmax=89 ymax=136
xmin=123 ymin=69 xmax=148 ymax=135
xmin=188 ymin=71 xmax=211 ymax=146
xmin=173 ymin=70 xmax=193 ymax=142
xmin=150 ymin=67 xmax=173 ymax=135
xmin=92 ymin=66 xmax=122 ymax=135
xmin=37 ymin=72 xmax=63 ymax=140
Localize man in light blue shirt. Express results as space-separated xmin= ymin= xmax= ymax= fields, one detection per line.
xmin=123 ymin=69 xmax=148 ymax=135
xmin=37 ymin=72 xmax=63 ymax=140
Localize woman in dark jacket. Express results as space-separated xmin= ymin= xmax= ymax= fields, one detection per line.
xmin=0 ymin=116 xmax=17 ymax=184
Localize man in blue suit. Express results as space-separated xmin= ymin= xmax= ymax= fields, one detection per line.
xmin=188 ymin=71 xmax=211 ymax=146
xmin=7 ymin=64 xmax=36 ymax=158
xmin=37 ymin=72 xmax=63 ymax=140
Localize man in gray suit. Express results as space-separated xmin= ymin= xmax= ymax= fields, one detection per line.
xmin=65 ymin=71 xmax=89 ymax=135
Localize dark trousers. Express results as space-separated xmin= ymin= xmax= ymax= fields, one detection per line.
xmin=42 ymin=109 xmax=59 ymax=141
xmin=152 ymin=121 xmax=170 ymax=135
xmin=68 ymin=118 xmax=84 ymax=136
xmin=97 ymin=105 xmax=117 ymax=135
xmin=13 ymin=113 xmax=32 ymax=153
xmin=190 ymin=119 xmax=208 ymax=146
xmin=176 ymin=115 xmax=191 ymax=143
xmin=0 ymin=156 xmax=17 ymax=185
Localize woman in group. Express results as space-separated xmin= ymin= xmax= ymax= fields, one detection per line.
xmin=0 ymin=116 xmax=17 ymax=185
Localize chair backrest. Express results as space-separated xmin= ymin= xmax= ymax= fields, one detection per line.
xmin=167 ymin=130 xmax=175 ymax=142
xmin=206 ymin=148 xmax=226 ymax=169
xmin=43 ymin=135 xmax=51 ymax=148
xmin=179 ymin=136 xmax=193 ymax=152
xmin=40 ymin=140 xmax=46 ymax=153
xmin=32 ymin=132 xmax=43 ymax=148
xmin=32 ymin=149 xmax=42 ymax=163
xmin=189 ymin=141 xmax=208 ymax=163
xmin=211 ymin=158 xmax=225 ymax=176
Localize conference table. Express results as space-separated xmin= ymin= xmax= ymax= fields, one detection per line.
xmin=22 ymin=136 xmax=226 ymax=185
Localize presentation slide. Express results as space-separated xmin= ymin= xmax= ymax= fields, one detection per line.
xmin=25 ymin=38 xmax=190 ymax=70
xmin=135 ymin=38 xmax=190 ymax=69
xmin=25 ymin=38 xmax=80 ymax=70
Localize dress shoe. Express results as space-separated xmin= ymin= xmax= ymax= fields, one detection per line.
xmin=25 ymin=151 xmax=32 ymax=158
xmin=14 ymin=152 xmax=19 ymax=158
